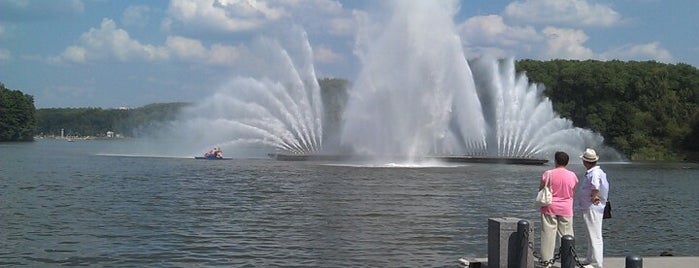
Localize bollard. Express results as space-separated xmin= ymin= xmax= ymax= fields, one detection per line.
xmin=507 ymin=220 xmax=529 ymax=268
xmin=625 ymin=255 xmax=643 ymax=268
xmin=489 ymin=217 xmax=521 ymax=268
xmin=559 ymin=235 xmax=575 ymax=268
xmin=516 ymin=220 xmax=529 ymax=268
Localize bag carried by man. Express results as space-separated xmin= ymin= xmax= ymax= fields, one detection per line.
xmin=534 ymin=171 xmax=553 ymax=207
xmin=603 ymin=200 xmax=612 ymax=219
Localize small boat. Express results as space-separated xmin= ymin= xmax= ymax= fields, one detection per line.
xmin=195 ymin=156 xmax=232 ymax=160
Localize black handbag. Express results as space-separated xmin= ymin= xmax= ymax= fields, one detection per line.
xmin=603 ymin=200 xmax=612 ymax=219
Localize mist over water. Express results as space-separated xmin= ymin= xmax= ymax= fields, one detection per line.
xmin=165 ymin=0 xmax=612 ymax=161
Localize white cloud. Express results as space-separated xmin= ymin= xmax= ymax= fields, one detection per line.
xmin=54 ymin=18 xmax=239 ymax=66
xmin=59 ymin=46 xmax=87 ymax=63
xmin=457 ymin=1 xmax=676 ymax=64
xmin=504 ymin=0 xmax=621 ymax=27
xmin=600 ymin=42 xmax=673 ymax=63
xmin=164 ymin=0 xmax=357 ymax=39
xmin=207 ymin=43 xmax=240 ymax=65
xmin=278 ymin=0 xmax=351 ymax=32
xmin=289 ymin=0 xmax=345 ymax=14
xmin=541 ymin=27 xmax=594 ymax=59
xmin=219 ymin=0 xmax=286 ymax=20
xmin=122 ymin=5 xmax=151 ymax=27
xmin=313 ymin=45 xmax=343 ymax=63
xmin=166 ymin=0 xmax=287 ymax=33
xmin=72 ymin=18 xmax=169 ymax=62
xmin=458 ymin=15 xmax=541 ymax=48
xmin=165 ymin=35 xmax=240 ymax=65
xmin=457 ymin=15 xmax=547 ymax=59
xmin=165 ymin=35 xmax=208 ymax=60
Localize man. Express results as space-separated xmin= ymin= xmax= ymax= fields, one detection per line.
xmin=576 ymin=148 xmax=609 ymax=268
xmin=539 ymin=151 xmax=578 ymax=267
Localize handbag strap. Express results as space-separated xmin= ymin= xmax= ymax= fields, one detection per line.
xmin=545 ymin=170 xmax=551 ymax=187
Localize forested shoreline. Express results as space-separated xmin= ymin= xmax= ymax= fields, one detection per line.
xmin=34 ymin=103 xmax=191 ymax=138
xmin=2 ymin=60 xmax=698 ymax=161
xmin=515 ymin=59 xmax=699 ymax=161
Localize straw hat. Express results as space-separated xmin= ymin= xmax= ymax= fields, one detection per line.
xmin=580 ymin=148 xmax=599 ymax=162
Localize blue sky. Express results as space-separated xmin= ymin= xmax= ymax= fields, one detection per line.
xmin=1 ymin=0 xmax=697 ymax=108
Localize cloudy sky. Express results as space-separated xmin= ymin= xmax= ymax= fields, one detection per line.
xmin=1 ymin=0 xmax=696 ymax=108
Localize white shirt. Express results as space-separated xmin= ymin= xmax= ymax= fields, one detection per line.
xmin=576 ymin=165 xmax=609 ymax=211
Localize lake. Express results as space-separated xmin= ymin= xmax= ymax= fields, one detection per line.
xmin=1 ymin=139 xmax=697 ymax=267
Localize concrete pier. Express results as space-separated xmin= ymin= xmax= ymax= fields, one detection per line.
xmin=460 ymin=217 xmax=698 ymax=268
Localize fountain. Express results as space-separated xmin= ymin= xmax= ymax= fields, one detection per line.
xmin=340 ymin=0 xmax=487 ymax=161
xmin=173 ymin=1 xmax=609 ymax=164
xmin=336 ymin=1 xmax=604 ymax=163
xmin=170 ymin=28 xmax=324 ymax=157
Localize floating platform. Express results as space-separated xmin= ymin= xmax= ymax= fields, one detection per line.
xmin=267 ymin=153 xmax=548 ymax=165
xmin=434 ymin=156 xmax=549 ymax=165
xmin=194 ymin=156 xmax=233 ymax=160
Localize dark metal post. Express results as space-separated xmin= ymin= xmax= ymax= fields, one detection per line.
xmin=625 ymin=255 xmax=643 ymax=268
xmin=516 ymin=220 xmax=529 ymax=268
xmin=559 ymin=235 xmax=575 ymax=268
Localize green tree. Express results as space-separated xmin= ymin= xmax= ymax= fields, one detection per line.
xmin=0 ymin=83 xmax=37 ymax=141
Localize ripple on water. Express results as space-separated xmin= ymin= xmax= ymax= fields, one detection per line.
xmin=1 ymin=145 xmax=698 ymax=266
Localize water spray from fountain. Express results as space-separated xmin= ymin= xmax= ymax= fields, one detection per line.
xmin=168 ymin=0 xmax=612 ymax=162
xmin=172 ymin=27 xmax=323 ymax=156
xmin=469 ymin=56 xmax=606 ymax=158
xmin=340 ymin=0 xmax=607 ymax=161
xmin=341 ymin=0 xmax=487 ymax=160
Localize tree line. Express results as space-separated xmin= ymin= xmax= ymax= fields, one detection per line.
xmin=2 ymin=59 xmax=698 ymax=161
xmin=34 ymin=102 xmax=190 ymax=138
xmin=515 ymin=59 xmax=699 ymax=161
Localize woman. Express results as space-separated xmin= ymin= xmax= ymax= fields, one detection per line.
xmin=539 ymin=151 xmax=578 ymax=266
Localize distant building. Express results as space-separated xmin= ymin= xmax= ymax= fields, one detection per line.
xmin=106 ymin=131 xmax=114 ymax=138
xmin=117 ymin=106 xmax=129 ymax=110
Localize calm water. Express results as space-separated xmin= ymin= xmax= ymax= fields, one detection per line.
xmin=1 ymin=139 xmax=697 ymax=267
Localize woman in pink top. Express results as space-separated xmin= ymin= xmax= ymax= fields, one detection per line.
xmin=539 ymin=151 xmax=579 ymax=266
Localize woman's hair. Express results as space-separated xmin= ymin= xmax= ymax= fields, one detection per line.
xmin=555 ymin=151 xmax=569 ymax=166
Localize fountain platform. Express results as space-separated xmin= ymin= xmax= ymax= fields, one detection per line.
xmin=267 ymin=153 xmax=548 ymax=165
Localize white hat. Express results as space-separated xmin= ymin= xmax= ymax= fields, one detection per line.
xmin=580 ymin=148 xmax=599 ymax=162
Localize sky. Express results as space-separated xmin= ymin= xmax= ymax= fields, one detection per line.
xmin=1 ymin=0 xmax=697 ymax=108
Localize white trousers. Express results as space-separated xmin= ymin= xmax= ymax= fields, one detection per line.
xmin=582 ymin=208 xmax=604 ymax=268
xmin=540 ymin=214 xmax=574 ymax=262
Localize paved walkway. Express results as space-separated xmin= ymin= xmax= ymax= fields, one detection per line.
xmin=461 ymin=256 xmax=699 ymax=267
xmin=602 ymin=256 xmax=699 ymax=268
